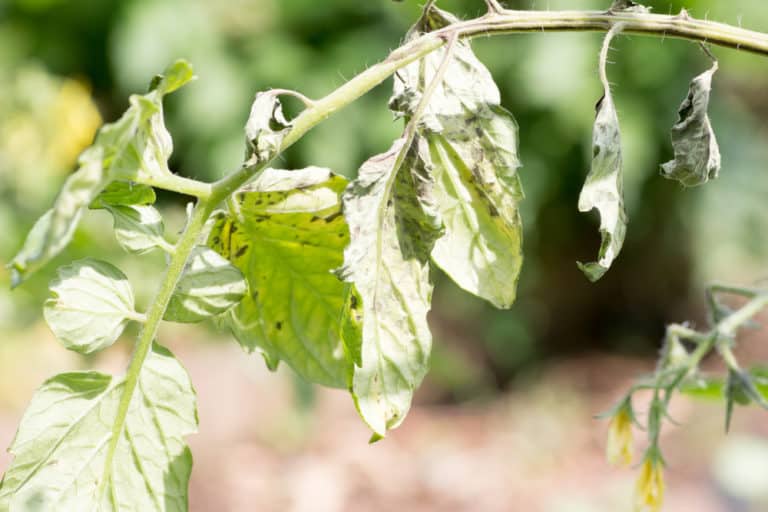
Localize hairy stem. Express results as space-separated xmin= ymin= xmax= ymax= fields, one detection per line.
xmin=99 ymin=198 xmax=213 ymax=498
xmin=279 ymin=8 xmax=768 ymax=171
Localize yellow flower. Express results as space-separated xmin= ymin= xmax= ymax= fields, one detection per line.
xmin=634 ymin=457 xmax=665 ymax=512
xmin=49 ymin=79 xmax=102 ymax=167
xmin=606 ymin=406 xmax=633 ymax=466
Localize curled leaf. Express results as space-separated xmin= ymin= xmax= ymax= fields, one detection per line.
xmin=577 ymin=25 xmax=627 ymax=282
xmin=208 ymin=167 xmax=355 ymax=388
xmin=43 ymin=259 xmax=137 ymax=354
xmin=609 ymin=0 xmax=651 ymax=13
xmin=391 ymin=4 xmax=524 ymax=308
xmin=338 ymin=138 xmax=442 ymax=437
xmin=165 ymin=246 xmax=247 ymax=323
xmin=8 ymin=60 xmax=193 ymax=286
xmin=661 ymin=61 xmax=720 ymax=187
xmin=244 ymin=91 xmax=292 ymax=166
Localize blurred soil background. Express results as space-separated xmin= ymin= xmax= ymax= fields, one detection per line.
xmin=1 ymin=0 xmax=768 ymax=510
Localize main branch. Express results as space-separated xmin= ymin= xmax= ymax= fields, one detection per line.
xmin=276 ymin=8 xmax=768 ymax=159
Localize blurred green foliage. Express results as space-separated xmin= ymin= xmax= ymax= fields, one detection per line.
xmin=1 ymin=0 xmax=767 ymax=396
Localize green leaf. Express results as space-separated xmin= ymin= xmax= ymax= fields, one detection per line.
xmin=661 ymin=61 xmax=720 ymax=187
xmin=244 ymin=91 xmax=292 ymax=166
xmin=91 ymin=181 xmax=157 ymax=208
xmin=391 ymin=4 xmax=524 ymax=308
xmin=680 ymin=376 xmax=724 ymax=401
xmin=577 ymin=27 xmax=627 ymax=282
xmin=0 ymin=344 xmax=197 ymax=510
xmin=208 ymin=167 xmax=355 ymax=388
xmin=105 ymin=204 xmax=169 ymax=255
xmin=8 ymin=60 xmax=193 ymax=286
xmin=43 ymin=259 xmax=138 ymax=354
xmin=338 ymin=138 xmax=443 ymax=436
xmin=164 ymin=246 xmax=247 ymax=324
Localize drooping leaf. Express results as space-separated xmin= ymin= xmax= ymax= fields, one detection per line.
xmin=0 ymin=344 xmax=197 ymax=511
xmin=43 ymin=259 xmax=137 ymax=354
xmin=90 ymin=181 xmax=157 ymax=208
xmin=164 ymin=246 xmax=246 ymax=324
xmin=208 ymin=167 xmax=356 ymax=388
xmin=391 ymin=4 xmax=524 ymax=308
xmin=338 ymin=138 xmax=443 ymax=437
xmin=244 ymin=91 xmax=292 ymax=166
xmin=577 ymin=27 xmax=627 ymax=282
xmin=9 ymin=152 xmax=107 ymax=287
xmin=8 ymin=60 xmax=193 ymax=286
xmin=661 ymin=61 xmax=721 ymax=187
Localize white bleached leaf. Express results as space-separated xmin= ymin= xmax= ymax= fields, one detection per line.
xmin=0 ymin=344 xmax=197 ymax=511
xmin=43 ymin=259 xmax=137 ymax=354
xmin=338 ymin=138 xmax=442 ymax=437
xmin=391 ymin=4 xmax=524 ymax=308
xmin=577 ymin=25 xmax=627 ymax=282
xmin=164 ymin=246 xmax=247 ymax=323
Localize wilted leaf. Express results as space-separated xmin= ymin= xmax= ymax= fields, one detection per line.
xmin=208 ymin=167 xmax=355 ymax=388
xmin=577 ymin=26 xmax=627 ymax=282
xmin=43 ymin=259 xmax=137 ymax=354
xmin=8 ymin=60 xmax=193 ymax=286
xmin=0 ymin=344 xmax=197 ymax=511
xmin=661 ymin=61 xmax=720 ymax=187
xmin=609 ymin=0 xmax=651 ymax=13
xmin=244 ymin=91 xmax=292 ymax=166
xmin=164 ymin=246 xmax=246 ymax=323
xmin=391 ymin=4 xmax=524 ymax=308
xmin=338 ymin=138 xmax=442 ymax=437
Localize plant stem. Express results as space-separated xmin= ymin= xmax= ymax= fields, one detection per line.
xmin=128 ymin=172 xmax=213 ymax=200
xmin=276 ymin=8 xmax=768 ymax=170
xmin=98 ymin=198 xmax=213 ymax=499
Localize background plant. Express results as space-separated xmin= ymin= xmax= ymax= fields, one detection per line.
xmin=1 ymin=1 xmax=768 ymax=512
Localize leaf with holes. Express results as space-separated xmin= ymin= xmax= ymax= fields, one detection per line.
xmin=208 ymin=167 xmax=356 ymax=388
xmin=0 ymin=344 xmax=197 ymax=511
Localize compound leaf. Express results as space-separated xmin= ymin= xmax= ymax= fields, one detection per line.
xmin=577 ymin=27 xmax=627 ymax=282
xmin=391 ymin=4 xmax=524 ymax=308
xmin=43 ymin=259 xmax=137 ymax=354
xmin=164 ymin=246 xmax=246 ymax=324
xmin=0 ymin=343 xmax=197 ymax=511
xmin=208 ymin=167 xmax=355 ymax=388
xmin=338 ymin=138 xmax=442 ymax=437
xmin=661 ymin=61 xmax=720 ymax=187
xmin=8 ymin=60 xmax=193 ymax=286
